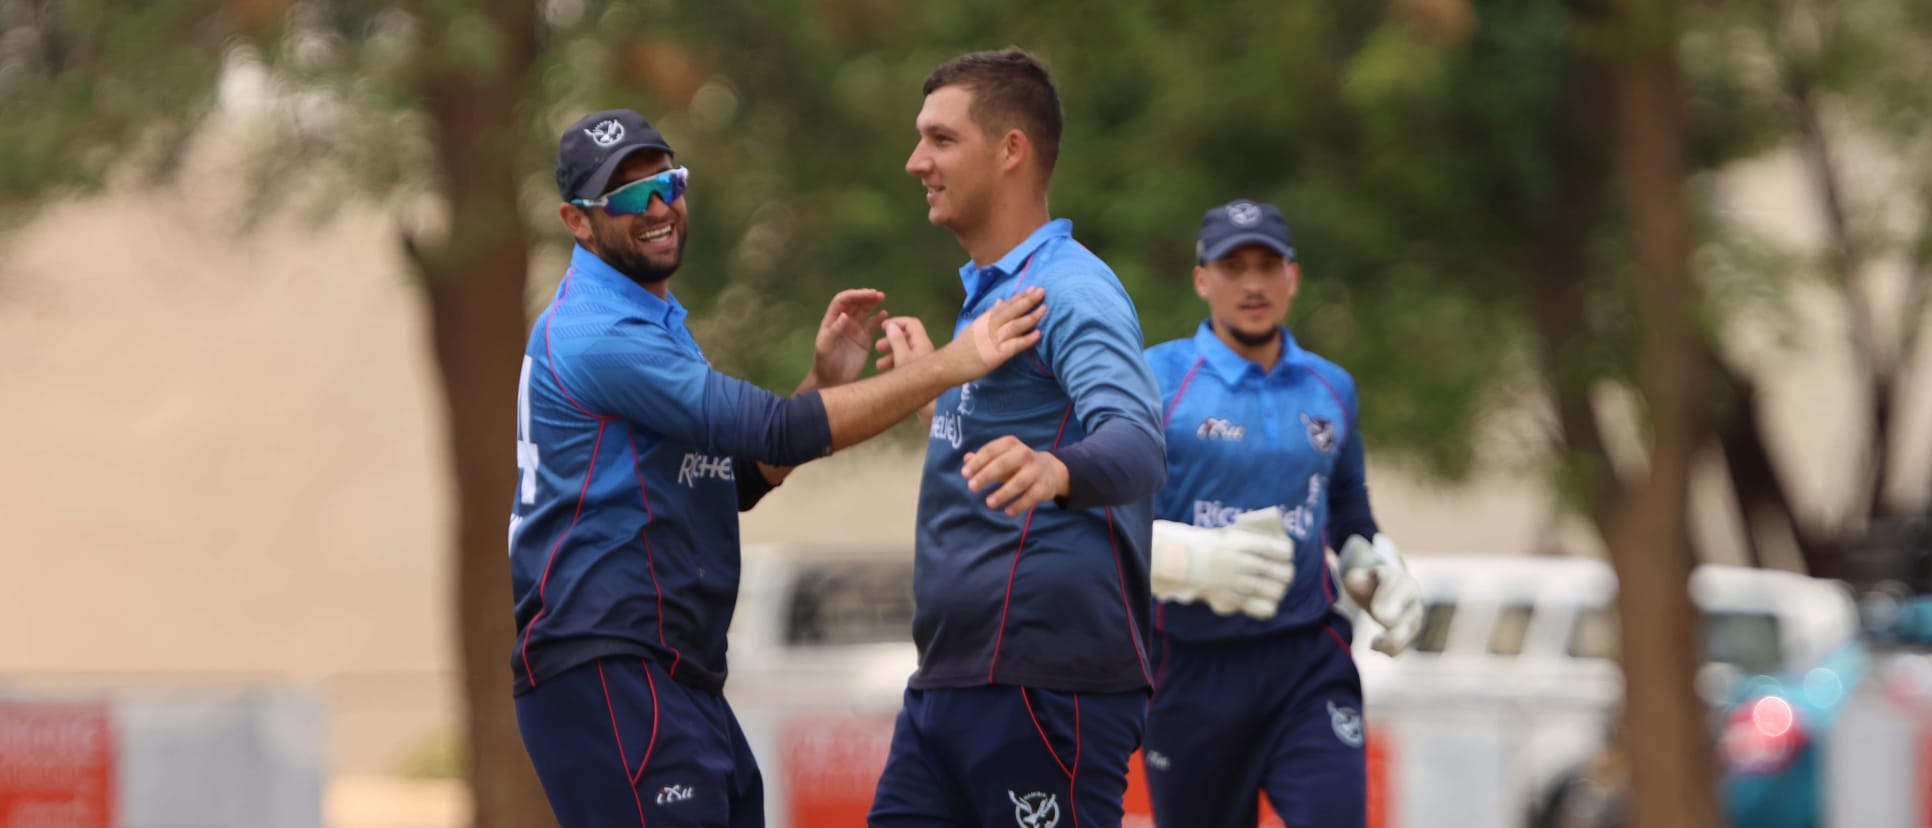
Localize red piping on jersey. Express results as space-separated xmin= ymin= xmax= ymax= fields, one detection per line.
xmin=1323 ymin=623 xmax=1353 ymax=658
xmin=520 ymin=419 xmax=608 ymax=686
xmin=1301 ymin=363 xmax=1353 ymax=442
xmin=987 ymin=403 xmax=1076 ymax=683
xmin=544 ymin=270 xmax=606 ymax=419
xmin=1306 ymin=363 xmax=1356 ymax=618
xmin=1107 ymin=507 xmax=1154 ymax=686
xmin=522 ymin=271 xmax=621 ymax=687
xmin=599 ymin=660 xmax=658 ymax=827
xmin=1022 ymin=688 xmax=1082 ymax=828
xmin=1005 ymin=254 xmax=1055 ymax=379
xmin=629 ymin=434 xmax=684 ymax=677
xmin=1152 ymin=603 xmax=1172 ymax=699
xmin=1162 ymin=356 xmax=1207 ymax=428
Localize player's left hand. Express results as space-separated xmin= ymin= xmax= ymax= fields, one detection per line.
xmin=962 ymin=435 xmax=1069 ymax=517
xmin=1339 ymin=533 xmax=1424 ymax=656
xmin=811 ymin=288 xmax=889 ymax=388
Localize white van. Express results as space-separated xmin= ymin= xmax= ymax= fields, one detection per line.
xmin=1348 ymin=555 xmax=1858 ymax=827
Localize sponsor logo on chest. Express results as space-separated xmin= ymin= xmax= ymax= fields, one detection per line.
xmin=676 ymin=453 xmax=735 ymax=487
xmin=1195 ymin=417 xmax=1245 ymax=441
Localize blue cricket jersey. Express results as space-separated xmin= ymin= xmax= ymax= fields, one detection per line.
xmin=912 ymin=219 xmax=1168 ymax=694
xmin=1144 ymin=321 xmax=1380 ymax=642
xmin=508 ymin=245 xmax=831 ymax=696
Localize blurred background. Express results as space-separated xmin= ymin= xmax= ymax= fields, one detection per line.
xmin=3 ymin=0 xmax=1931 ymax=826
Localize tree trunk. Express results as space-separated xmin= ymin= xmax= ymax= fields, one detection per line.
xmin=1603 ymin=2 xmax=1723 ymax=826
xmin=406 ymin=1 xmax=556 ymax=825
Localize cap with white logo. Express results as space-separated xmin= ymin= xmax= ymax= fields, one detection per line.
xmin=1195 ymin=198 xmax=1295 ymax=263
xmin=555 ymin=109 xmax=676 ymax=201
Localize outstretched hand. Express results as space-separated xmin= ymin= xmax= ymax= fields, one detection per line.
xmin=811 ymin=289 xmax=889 ymax=388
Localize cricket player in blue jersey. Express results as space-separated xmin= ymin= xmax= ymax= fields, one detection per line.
xmin=1135 ymin=199 xmax=1425 ymax=827
xmin=509 ymin=108 xmax=1048 ymax=828
xmin=864 ymin=49 xmax=1169 ymax=828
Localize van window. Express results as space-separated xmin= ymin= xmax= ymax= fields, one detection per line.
xmin=784 ymin=562 xmax=916 ymax=647
xmin=1566 ymin=606 xmax=1784 ymax=673
xmin=1705 ymin=611 xmax=1782 ymax=674
xmin=1488 ymin=604 xmax=1535 ymax=656
xmin=1414 ymin=602 xmax=1457 ymax=654
xmin=1569 ymin=607 xmax=1617 ymax=660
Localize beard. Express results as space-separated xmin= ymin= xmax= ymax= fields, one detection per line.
xmin=1228 ymin=322 xmax=1281 ymax=347
xmin=590 ymin=217 xmax=685 ymax=284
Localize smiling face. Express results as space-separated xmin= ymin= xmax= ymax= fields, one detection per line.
xmin=562 ymin=149 xmax=687 ymax=285
xmin=1195 ymin=244 xmax=1299 ymax=346
xmin=905 ymin=85 xmax=1005 ymax=235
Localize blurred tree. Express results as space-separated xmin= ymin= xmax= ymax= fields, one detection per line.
xmin=233 ymin=0 xmax=558 ymax=822
xmin=1705 ymin=0 xmax=1932 ymax=575
xmin=391 ymin=1 xmax=557 ymax=824
xmin=1595 ymin=0 xmax=1723 ymax=824
xmin=0 ymin=0 xmax=558 ymax=822
xmin=0 ymin=0 xmax=227 ymax=232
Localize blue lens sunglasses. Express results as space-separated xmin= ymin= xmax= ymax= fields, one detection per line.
xmin=571 ymin=166 xmax=689 ymax=216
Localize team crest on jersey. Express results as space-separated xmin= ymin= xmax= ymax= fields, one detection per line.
xmin=1302 ymin=412 xmax=1338 ymax=453
xmin=1196 ymin=417 xmax=1245 ymax=442
xmin=1328 ymin=700 xmax=1365 ymax=748
xmin=1009 ymin=791 xmax=1060 ymax=828
xmin=958 ymin=382 xmax=978 ymax=415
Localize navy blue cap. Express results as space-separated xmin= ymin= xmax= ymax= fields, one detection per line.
xmin=555 ymin=109 xmax=675 ymax=201
xmin=1196 ymin=199 xmax=1295 ymax=263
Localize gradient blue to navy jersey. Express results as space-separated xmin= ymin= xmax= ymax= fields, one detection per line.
xmin=1144 ymin=322 xmax=1379 ymax=643
xmin=910 ymin=219 xmax=1167 ymax=694
xmin=507 ymin=245 xmax=830 ymax=695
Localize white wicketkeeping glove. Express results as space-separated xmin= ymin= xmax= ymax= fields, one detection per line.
xmin=1338 ymin=533 xmax=1423 ymax=656
xmin=1151 ymin=507 xmax=1296 ymax=620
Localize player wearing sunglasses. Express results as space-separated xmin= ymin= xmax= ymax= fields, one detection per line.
xmin=510 ymin=108 xmax=1050 ymax=828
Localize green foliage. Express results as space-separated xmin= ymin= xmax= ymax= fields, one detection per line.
xmin=7 ymin=0 xmax=1928 ymax=489
xmin=0 ymin=0 xmax=229 ymax=230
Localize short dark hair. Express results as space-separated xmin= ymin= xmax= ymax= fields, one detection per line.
xmin=922 ymin=47 xmax=1064 ymax=177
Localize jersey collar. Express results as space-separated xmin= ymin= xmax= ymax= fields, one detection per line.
xmin=1191 ymin=319 xmax=1306 ymax=385
xmin=568 ymin=243 xmax=687 ymax=328
xmin=957 ymin=218 xmax=1072 ymax=298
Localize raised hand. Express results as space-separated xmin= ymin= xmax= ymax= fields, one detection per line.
xmin=811 ymin=288 xmax=889 ymax=388
xmin=874 ymin=316 xmax=935 ymax=373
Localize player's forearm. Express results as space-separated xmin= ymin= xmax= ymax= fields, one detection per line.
xmin=1047 ymin=418 xmax=1166 ymax=510
xmin=819 ymin=350 xmax=968 ymax=451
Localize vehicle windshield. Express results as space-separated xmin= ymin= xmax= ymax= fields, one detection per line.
xmin=1568 ymin=607 xmax=1783 ymax=675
